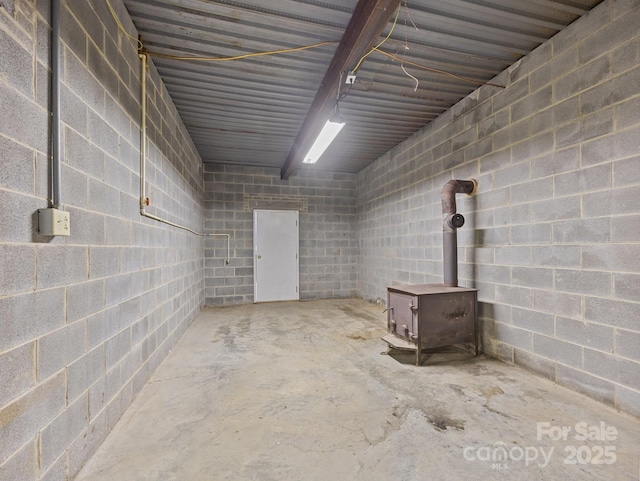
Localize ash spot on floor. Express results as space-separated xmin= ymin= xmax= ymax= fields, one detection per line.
xmin=429 ymin=414 xmax=465 ymax=431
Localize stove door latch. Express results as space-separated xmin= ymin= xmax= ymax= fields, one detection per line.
xmin=383 ymin=307 xmax=396 ymax=331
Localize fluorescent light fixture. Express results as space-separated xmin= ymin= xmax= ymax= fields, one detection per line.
xmin=302 ymin=117 xmax=345 ymax=164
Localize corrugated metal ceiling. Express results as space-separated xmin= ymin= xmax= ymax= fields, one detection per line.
xmin=123 ymin=0 xmax=603 ymax=174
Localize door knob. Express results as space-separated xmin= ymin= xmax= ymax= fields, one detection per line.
xmin=257 ymin=255 xmax=262 ymax=259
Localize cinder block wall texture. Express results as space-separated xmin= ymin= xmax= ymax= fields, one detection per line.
xmin=203 ymin=164 xmax=357 ymax=305
xmin=0 ymin=1 xmax=204 ymax=479
xmin=357 ymin=0 xmax=640 ymax=416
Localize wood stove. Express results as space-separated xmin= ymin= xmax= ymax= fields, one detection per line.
xmin=383 ymin=179 xmax=479 ymax=365
xmin=384 ymin=284 xmax=478 ymax=365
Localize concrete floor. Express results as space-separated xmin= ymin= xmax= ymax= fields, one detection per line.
xmin=76 ymin=299 xmax=640 ymax=481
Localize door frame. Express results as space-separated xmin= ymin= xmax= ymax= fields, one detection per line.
xmin=253 ymin=209 xmax=300 ymax=303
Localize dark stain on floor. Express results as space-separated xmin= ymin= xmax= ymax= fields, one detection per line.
xmin=338 ymin=304 xmax=380 ymax=322
xmin=428 ymin=413 xmax=465 ymax=431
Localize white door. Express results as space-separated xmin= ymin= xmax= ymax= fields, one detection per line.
xmin=253 ymin=209 xmax=299 ymax=303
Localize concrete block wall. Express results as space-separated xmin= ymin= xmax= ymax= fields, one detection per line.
xmin=203 ymin=164 xmax=356 ymax=305
xmin=0 ymin=1 xmax=204 ymax=479
xmin=356 ymin=0 xmax=640 ymax=416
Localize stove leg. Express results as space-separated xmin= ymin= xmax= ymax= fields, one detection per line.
xmin=474 ymin=319 xmax=479 ymax=356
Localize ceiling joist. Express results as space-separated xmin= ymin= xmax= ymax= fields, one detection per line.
xmin=280 ymin=0 xmax=402 ymax=179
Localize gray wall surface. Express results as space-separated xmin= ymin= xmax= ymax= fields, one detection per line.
xmin=357 ymin=0 xmax=640 ymax=416
xmin=203 ymin=164 xmax=357 ymax=305
xmin=0 ymin=1 xmax=204 ymax=479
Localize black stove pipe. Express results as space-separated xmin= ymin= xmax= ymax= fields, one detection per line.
xmin=441 ymin=179 xmax=477 ymax=287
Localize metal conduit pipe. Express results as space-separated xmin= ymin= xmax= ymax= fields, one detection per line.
xmin=137 ymin=53 xmax=230 ymax=264
xmin=139 ymin=53 xmax=147 ymax=212
xmin=441 ymin=179 xmax=477 ymax=287
xmin=51 ymin=0 xmax=62 ymax=208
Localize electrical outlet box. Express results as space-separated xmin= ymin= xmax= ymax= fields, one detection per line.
xmin=346 ymin=71 xmax=357 ymax=84
xmin=38 ymin=208 xmax=70 ymax=236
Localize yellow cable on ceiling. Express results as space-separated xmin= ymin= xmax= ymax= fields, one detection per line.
xmin=146 ymin=41 xmax=339 ymax=62
xmin=352 ymin=4 xmax=401 ymax=73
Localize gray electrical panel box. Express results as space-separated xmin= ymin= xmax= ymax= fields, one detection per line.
xmin=38 ymin=208 xmax=70 ymax=236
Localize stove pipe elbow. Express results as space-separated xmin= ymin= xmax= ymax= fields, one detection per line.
xmin=441 ymin=179 xmax=477 ymax=287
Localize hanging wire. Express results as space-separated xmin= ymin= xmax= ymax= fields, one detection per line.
xmin=352 ymin=5 xmax=401 ymax=73
xmin=331 ymin=71 xmax=344 ymax=119
xmin=402 ymin=0 xmax=418 ymax=52
xmin=105 ymin=0 xmax=143 ymax=51
xmin=372 ymin=47 xmax=504 ymax=87
xmin=350 ymin=1 xmax=504 ymax=89
xmin=401 ymin=63 xmax=419 ymax=91
xmin=404 ymin=0 xmax=418 ymax=31
xmin=147 ymin=40 xmax=339 ymax=62
xmin=105 ymin=0 xmax=502 ymax=94
xmin=400 ymin=0 xmax=419 ymax=91
xmin=338 ymin=82 xmax=354 ymax=102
